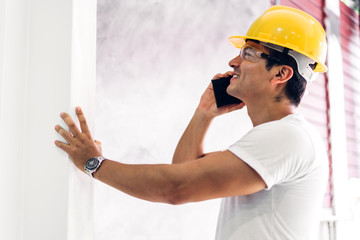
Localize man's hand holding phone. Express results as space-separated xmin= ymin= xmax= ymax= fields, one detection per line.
xmin=212 ymin=76 xmax=242 ymax=108
xmin=197 ymin=72 xmax=245 ymax=118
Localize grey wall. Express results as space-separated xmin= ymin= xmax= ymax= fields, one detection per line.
xmin=95 ymin=0 xmax=270 ymax=239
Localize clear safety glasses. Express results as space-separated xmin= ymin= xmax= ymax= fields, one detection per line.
xmin=240 ymin=44 xmax=282 ymax=64
xmin=240 ymin=44 xmax=265 ymax=62
xmin=240 ymin=42 xmax=319 ymax=82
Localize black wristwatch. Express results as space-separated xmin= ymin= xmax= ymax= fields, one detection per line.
xmin=84 ymin=157 xmax=106 ymax=178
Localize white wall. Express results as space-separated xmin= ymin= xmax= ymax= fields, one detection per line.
xmin=0 ymin=0 xmax=97 ymax=239
xmin=95 ymin=0 xmax=269 ymax=239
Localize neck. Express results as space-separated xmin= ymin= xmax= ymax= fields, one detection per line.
xmin=246 ymin=100 xmax=296 ymax=127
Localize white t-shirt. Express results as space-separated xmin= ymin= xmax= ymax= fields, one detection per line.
xmin=215 ymin=113 xmax=329 ymax=240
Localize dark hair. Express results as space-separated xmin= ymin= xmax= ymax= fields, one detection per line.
xmin=264 ymin=49 xmax=307 ymax=107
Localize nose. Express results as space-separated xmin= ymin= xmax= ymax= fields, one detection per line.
xmin=229 ymin=55 xmax=241 ymax=69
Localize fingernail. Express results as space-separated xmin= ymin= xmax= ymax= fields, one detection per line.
xmin=60 ymin=112 xmax=65 ymax=117
xmin=55 ymin=125 xmax=59 ymax=130
xmin=76 ymin=106 xmax=81 ymax=111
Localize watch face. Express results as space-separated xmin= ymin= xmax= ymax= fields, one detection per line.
xmin=86 ymin=158 xmax=99 ymax=170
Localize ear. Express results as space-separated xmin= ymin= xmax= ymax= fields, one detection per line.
xmin=271 ymin=65 xmax=293 ymax=85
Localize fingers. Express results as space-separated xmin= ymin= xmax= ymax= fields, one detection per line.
xmin=227 ymin=102 xmax=246 ymax=112
xmin=58 ymin=107 xmax=91 ymax=136
xmin=60 ymin=112 xmax=81 ymax=136
xmin=55 ymin=125 xmax=75 ymax=144
xmin=75 ymin=107 xmax=91 ymax=135
xmin=54 ymin=139 xmax=70 ymax=152
xmin=212 ymin=71 xmax=234 ymax=80
xmin=55 ymin=107 xmax=92 ymax=146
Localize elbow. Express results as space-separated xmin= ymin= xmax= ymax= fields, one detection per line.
xmin=156 ymin=164 xmax=193 ymax=205
xmin=166 ymin=193 xmax=185 ymax=205
xmin=162 ymin=182 xmax=189 ymax=205
xmin=165 ymin=193 xmax=186 ymax=206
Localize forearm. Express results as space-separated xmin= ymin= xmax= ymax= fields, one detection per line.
xmin=93 ymin=159 xmax=181 ymax=204
xmin=172 ymin=108 xmax=214 ymax=164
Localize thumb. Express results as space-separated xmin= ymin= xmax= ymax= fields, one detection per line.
xmin=94 ymin=140 xmax=102 ymax=147
xmin=94 ymin=140 xmax=102 ymax=154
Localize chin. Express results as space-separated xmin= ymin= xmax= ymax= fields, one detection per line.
xmin=227 ymin=88 xmax=242 ymax=100
xmin=226 ymin=86 xmax=235 ymax=97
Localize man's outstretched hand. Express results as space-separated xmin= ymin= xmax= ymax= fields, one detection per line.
xmin=54 ymin=107 xmax=102 ymax=172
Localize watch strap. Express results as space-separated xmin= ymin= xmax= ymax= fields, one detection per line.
xmin=85 ymin=156 xmax=106 ymax=178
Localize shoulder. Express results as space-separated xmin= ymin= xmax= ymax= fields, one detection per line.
xmin=235 ymin=114 xmax=314 ymax=151
xmin=228 ymin=114 xmax=325 ymax=188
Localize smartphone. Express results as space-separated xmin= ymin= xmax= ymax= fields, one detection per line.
xmin=211 ymin=76 xmax=242 ymax=108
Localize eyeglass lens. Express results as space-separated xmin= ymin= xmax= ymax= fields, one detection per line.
xmin=240 ymin=45 xmax=262 ymax=63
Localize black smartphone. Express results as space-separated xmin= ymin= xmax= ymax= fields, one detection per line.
xmin=211 ymin=76 xmax=242 ymax=108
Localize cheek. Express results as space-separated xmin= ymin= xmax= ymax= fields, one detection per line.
xmin=240 ymin=65 xmax=255 ymax=83
xmin=243 ymin=64 xmax=269 ymax=82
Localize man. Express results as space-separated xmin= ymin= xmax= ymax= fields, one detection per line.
xmin=55 ymin=5 xmax=329 ymax=239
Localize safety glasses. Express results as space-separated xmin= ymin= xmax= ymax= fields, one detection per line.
xmin=240 ymin=44 xmax=282 ymax=64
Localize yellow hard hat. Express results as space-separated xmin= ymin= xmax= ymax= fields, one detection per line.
xmin=229 ymin=5 xmax=327 ymax=74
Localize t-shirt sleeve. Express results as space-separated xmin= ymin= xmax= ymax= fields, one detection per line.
xmin=228 ymin=121 xmax=315 ymax=190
